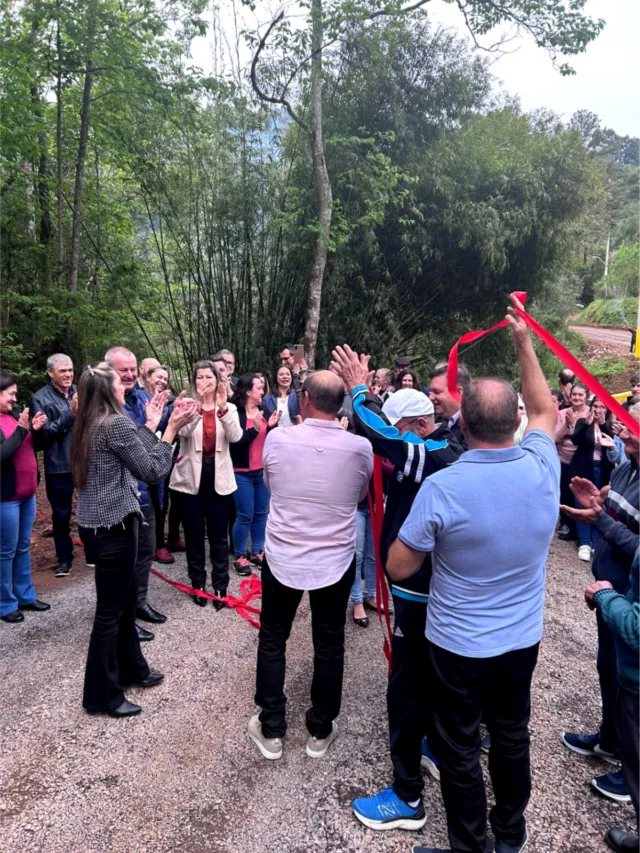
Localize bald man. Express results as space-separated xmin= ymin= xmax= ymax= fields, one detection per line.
xmin=248 ymin=371 xmax=373 ymax=761
xmin=385 ymin=297 xmax=559 ymax=853
xmin=139 ymin=357 xmax=160 ymax=389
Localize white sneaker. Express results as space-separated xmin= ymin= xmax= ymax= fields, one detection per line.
xmin=247 ymin=714 xmax=283 ymax=760
xmin=306 ymin=721 xmax=338 ymax=758
xmin=578 ymin=545 xmax=592 ymax=561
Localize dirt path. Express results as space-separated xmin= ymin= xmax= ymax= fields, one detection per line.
xmin=0 ymin=540 xmax=635 ymax=853
xmin=571 ymin=325 xmax=634 ymax=354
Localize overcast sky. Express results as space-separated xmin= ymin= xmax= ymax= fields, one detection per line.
xmin=191 ymin=0 xmax=639 ymax=136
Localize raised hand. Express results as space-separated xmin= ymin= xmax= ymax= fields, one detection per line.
xmin=505 ymin=293 xmax=531 ymax=349
xmin=599 ymin=433 xmax=615 ymax=449
xmin=267 ymin=410 xmax=282 ymax=429
xmin=253 ymin=409 xmax=265 ymax=428
xmin=612 ymin=421 xmax=624 ymax=436
xmin=330 ymin=345 xmax=374 ymax=392
xmin=31 ymin=411 xmax=47 ymax=431
xmin=168 ymin=400 xmax=198 ymax=430
xmin=70 ymin=392 xmax=78 ymax=415
xmin=17 ymin=407 xmax=30 ymax=430
xmin=298 ymin=358 xmax=308 ymax=374
xmin=585 ymin=409 xmax=595 ymax=425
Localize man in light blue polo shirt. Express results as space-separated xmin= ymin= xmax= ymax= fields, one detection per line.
xmin=388 ymin=295 xmax=559 ymax=853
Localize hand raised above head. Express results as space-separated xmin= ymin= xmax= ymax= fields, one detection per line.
xmin=330 ymin=345 xmax=373 ymax=392
xmin=505 ymin=293 xmax=530 ymax=349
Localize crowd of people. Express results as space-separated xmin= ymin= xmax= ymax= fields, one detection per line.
xmin=1 ymin=299 xmax=638 ymax=853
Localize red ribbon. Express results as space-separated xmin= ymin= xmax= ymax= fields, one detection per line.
xmin=448 ymin=291 xmax=639 ymax=438
xmin=368 ymin=455 xmax=393 ymax=672
xmin=35 ymin=507 xmax=262 ymax=628
xmin=150 ymin=567 xmax=262 ymax=629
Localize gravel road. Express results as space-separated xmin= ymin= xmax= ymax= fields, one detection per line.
xmin=1 ymin=538 xmax=635 ymax=853
xmin=571 ymin=325 xmax=634 ymax=353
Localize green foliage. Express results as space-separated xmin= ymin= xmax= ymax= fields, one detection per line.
xmin=581 ymin=354 xmax=633 ymax=380
xmin=577 ymin=298 xmax=639 ymax=328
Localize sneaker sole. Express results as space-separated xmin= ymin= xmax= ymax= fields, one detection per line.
xmin=420 ymin=754 xmax=440 ymax=782
xmin=248 ymin=730 xmax=282 ymax=760
xmin=353 ymin=810 xmax=427 ymax=832
xmin=561 ymin=733 xmax=598 ymax=757
xmin=591 ymin=779 xmax=631 ymax=803
xmin=593 ymin=744 xmax=622 ymax=767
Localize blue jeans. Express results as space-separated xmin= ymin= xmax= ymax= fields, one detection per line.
xmin=576 ymin=466 xmax=601 ymax=548
xmin=350 ymin=506 xmax=377 ymax=605
xmin=233 ymin=469 xmax=270 ymax=558
xmin=0 ymin=495 xmax=37 ymax=616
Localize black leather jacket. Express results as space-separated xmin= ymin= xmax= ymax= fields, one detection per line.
xmin=30 ymin=381 xmax=76 ymax=474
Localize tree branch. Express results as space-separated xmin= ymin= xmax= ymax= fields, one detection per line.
xmin=250 ymin=12 xmax=310 ymax=134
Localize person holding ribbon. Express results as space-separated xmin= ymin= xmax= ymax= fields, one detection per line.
xmin=381 ymin=293 xmax=559 ymax=853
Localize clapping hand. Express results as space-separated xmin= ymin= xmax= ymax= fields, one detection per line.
xmin=585 ymin=409 xmax=595 ymax=425
xmin=17 ymin=408 xmax=30 ymax=430
xmin=612 ymin=421 xmax=624 ymax=437
xmin=70 ymin=392 xmax=78 ymax=415
xmin=31 ymin=411 xmax=47 ymax=431
xmin=168 ymin=399 xmax=198 ymax=431
xmin=599 ymin=433 xmax=615 ymax=449
xmin=331 ymin=345 xmax=374 ymax=392
xmin=216 ymin=381 xmax=228 ymax=410
xmin=267 ymin=410 xmax=282 ymax=428
xmin=253 ymin=410 xmax=265 ymax=428
xmin=145 ymin=390 xmax=169 ymax=433
xmin=570 ymin=476 xmax=609 ymax=509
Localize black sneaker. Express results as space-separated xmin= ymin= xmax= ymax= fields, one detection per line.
xmin=54 ymin=561 xmax=72 ymax=578
xmin=605 ymin=828 xmax=640 ymax=852
xmin=495 ymin=828 xmax=528 ymax=853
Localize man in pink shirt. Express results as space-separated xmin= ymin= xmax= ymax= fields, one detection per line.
xmin=248 ymin=371 xmax=373 ymax=760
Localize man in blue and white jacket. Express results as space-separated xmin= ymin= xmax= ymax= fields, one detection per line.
xmin=331 ymin=345 xmax=464 ymax=831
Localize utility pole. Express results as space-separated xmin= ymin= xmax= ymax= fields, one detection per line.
xmin=603 ymin=234 xmax=610 ymax=297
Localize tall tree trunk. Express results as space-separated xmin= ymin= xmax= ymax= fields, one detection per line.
xmin=56 ymin=0 xmax=63 ymax=288
xmin=28 ymin=5 xmax=51 ymax=287
xmin=304 ymin=0 xmax=332 ymax=368
xmin=68 ymin=2 xmax=97 ymax=293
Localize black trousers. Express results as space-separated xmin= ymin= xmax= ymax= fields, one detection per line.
xmin=388 ymin=595 xmax=429 ymax=802
xmin=255 ymin=556 xmax=356 ymax=739
xmin=559 ymin=463 xmax=576 ymax=535
xmin=427 ymin=640 xmax=539 ymax=853
xmin=596 ymin=609 xmax=619 ymax=751
xmin=80 ymin=515 xmax=149 ymax=712
xmin=135 ymin=503 xmax=156 ymax=607
xmin=179 ymin=461 xmax=232 ymax=592
xmin=150 ymin=482 xmax=183 ymax=549
xmin=45 ymin=472 xmax=74 ymax=564
xmin=618 ymin=685 xmax=639 ymax=826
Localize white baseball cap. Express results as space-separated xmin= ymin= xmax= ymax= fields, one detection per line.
xmin=382 ymin=389 xmax=434 ymax=425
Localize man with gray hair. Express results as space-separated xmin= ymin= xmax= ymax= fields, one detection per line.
xmin=31 ymin=354 xmax=77 ymax=577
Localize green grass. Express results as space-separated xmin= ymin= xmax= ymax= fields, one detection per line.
xmin=582 ymin=354 xmax=632 ymax=380
xmin=577 ymin=297 xmax=638 ymax=327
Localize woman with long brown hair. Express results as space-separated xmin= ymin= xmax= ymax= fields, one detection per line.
xmin=72 ymin=362 xmax=197 ymax=718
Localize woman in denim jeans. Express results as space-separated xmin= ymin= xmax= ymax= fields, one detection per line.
xmin=351 ymin=500 xmax=378 ymax=627
xmin=0 ymin=371 xmax=50 ymax=623
xmin=230 ymin=374 xmax=280 ymax=575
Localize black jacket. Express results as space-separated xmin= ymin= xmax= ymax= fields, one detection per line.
xmin=0 ymin=412 xmax=31 ymax=501
xmin=229 ymin=406 xmax=276 ymax=470
xmin=570 ymin=418 xmax=615 ymax=488
xmin=30 ymin=381 xmax=76 ymax=474
xmin=351 ymin=386 xmax=464 ymax=600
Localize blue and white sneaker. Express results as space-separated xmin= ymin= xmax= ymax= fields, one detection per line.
xmin=562 ymin=731 xmax=620 ymax=766
xmin=591 ymin=770 xmax=631 ymax=803
xmin=352 ymin=786 xmax=426 ymax=831
xmin=421 ymin=737 xmax=440 ymax=781
xmin=495 ymin=827 xmax=528 ymax=853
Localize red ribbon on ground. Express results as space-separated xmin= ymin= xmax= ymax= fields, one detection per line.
xmin=35 ymin=507 xmax=262 ymax=628
xmin=368 ymin=455 xmax=393 ymax=672
xmin=448 ymin=291 xmax=640 ymax=438
xmin=150 ymin=567 xmax=262 ymax=629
